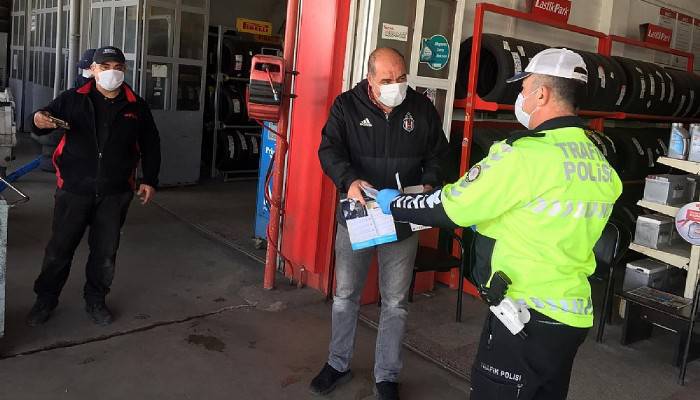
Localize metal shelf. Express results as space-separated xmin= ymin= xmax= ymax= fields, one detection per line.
xmin=657 ymin=157 xmax=700 ymax=175
xmin=219 ymin=123 xmax=262 ymax=129
xmin=637 ymin=200 xmax=680 ymax=218
xmin=453 ymin=96 xmax=700 ymax=124
xmin=629 ymin=243 xmax=691 ymax=270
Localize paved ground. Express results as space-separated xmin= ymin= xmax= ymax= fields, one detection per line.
xmin=0 ymin=137 xmax=468 ymax=399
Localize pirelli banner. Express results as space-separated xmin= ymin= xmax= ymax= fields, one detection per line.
xmin=236 ymin=18 xmax=273 ymax=36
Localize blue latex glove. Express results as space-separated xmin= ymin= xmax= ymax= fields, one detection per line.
xmin=377 ymin=189 xmax=401 ymax=215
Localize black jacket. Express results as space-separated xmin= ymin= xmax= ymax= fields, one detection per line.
xmin=318 ymin=80 xmax=448 ymax=238
xmin=32 ymin=80 xmax=161 ymax=196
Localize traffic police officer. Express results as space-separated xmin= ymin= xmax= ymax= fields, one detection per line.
xmin=377 ymin=48 xmax=622 ymax=399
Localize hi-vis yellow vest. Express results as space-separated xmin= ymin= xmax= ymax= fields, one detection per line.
xmin=442 ymin=126 xmax=622 ymax=328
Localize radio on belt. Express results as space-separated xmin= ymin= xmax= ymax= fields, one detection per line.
xmin=480 ymin=271 xmax=530 ymax=339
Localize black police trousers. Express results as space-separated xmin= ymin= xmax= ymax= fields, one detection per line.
xmin=34 ymin=189 xmax=133 ymax=305
xmin=469 ymin=309 xmax=588 ymax=400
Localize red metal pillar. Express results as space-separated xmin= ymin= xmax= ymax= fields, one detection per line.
xmin=264 ymin=0 xmax=301 ymax=289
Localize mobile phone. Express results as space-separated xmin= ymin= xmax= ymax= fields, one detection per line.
xmin=47 ymin=115 xmax=70 ymax=130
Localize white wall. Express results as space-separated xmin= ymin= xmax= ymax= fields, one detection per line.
xmin=461 ymin=0 xmax=700 ymax=68
xmin=209 ymin=0 xmax=287 ymax=33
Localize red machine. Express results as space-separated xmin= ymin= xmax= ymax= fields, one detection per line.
xmin=247 ymin=55 xmax=285 ymax=122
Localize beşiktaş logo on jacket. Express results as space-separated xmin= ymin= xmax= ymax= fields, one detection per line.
xmin=359 ymin=118 xmax=373 ymax=127
xmin=403 ymin=112 xmax=415 ymax=133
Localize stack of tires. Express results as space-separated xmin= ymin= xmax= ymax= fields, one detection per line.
xmin=215 ymin=130 xmax=261 ymax=172
xmin=455 ymin=34 xmax=548 ymax=104
xmin=455 ymin=34 xmax=700 ymax=117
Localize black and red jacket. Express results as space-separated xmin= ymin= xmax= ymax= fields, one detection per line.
xmin=32 ymin=80 xmax=161 ymax=196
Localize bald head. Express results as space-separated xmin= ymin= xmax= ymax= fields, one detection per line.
xmin=368 ymin=47 xmax=406 ymax=76
xmin=366 ymin=48 xmax=408 ymax=111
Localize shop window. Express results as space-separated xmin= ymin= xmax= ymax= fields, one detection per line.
xmin=124 ymin=6 xmax=137 ymax=53
xmin=125 ymin=60 xmax=135 ymax=87
xmin=182 ymin=0 xmax=206 ymax=7
xmin=90 ymin=8 xmax=100 ymax=48
xmin=416 ymin=86 xmax=447 ymax=121
xmin=416 ymin=0 xmax=456 ymax=80
xmin=114 ymin=6 xmax=125 ymax=49
xmin=147 ymin=7 xmax=175 ymax=57
xmin=101 ymin=6 xmax=112 ymax=46
xmin=177 ymin=64 xmax=202 ymax=111
xmin=375 ymin=0 xmax=417 ymax=63
xmin=179 ymin=12 xmax=205 ymax=60
xmin=146 ymin=62 xmax=172 ymax=110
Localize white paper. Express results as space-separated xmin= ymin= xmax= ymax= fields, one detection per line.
xmin=343 ymin=199 xmax=398 ymax=250
xmin=673 ymin=14 xmax=693 ymax=69
xmin=381 ymin=23 xmax=409 ymax=42
xmin=151 ymin=64 xmax=168 ymax=78
xmin=655 ymin=9 xmax=676 ymax=65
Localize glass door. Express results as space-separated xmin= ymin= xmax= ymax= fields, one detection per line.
xmin=346 ymin=0 xmax=464 ymax=137
xmin=140 ymin=0 xmax=209 ymax=185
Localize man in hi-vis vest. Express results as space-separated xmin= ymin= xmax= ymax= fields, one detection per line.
xmin=376 ymin=48 xmax=622 ymax=400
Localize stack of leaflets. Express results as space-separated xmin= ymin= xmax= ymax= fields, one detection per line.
xmin=341 ymin=198 xmax=397 ymax=250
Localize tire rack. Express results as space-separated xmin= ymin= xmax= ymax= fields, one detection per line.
xmin=209 ymin=25 xmax=262 ymax=180
xmin=452 ymin=2 xmax=700 ymax=296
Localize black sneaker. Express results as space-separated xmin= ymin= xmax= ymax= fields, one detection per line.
xmin=309 ymin=363 xmax=352 ymax=395
xmin=85 ymin=302 xmax=113 ymax=326
xmin=375 ymin=381 xmax=400 ymax=400
xmin=26 ymin=299 xmax=57 ymax=326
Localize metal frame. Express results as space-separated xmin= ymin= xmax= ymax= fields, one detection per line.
xmin=139 ymin=0 xmax=209 ymax=111
xmin=348 ymin=0 xmax=464 ymax=137
xmin=207 ymin=25 xmax=266 ymax=179
xmin=457 ymin=2 xmax=699 ymax=181
xmin=89 ymin=0 xmax=142 ymax=88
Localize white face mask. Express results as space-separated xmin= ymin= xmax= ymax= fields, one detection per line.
xmin=97 ymin=69 xmax=124 ymax=91
xmin=514 ymin=88 xmax=540 ymax=129
xmin=81 ymin=69 xmax=93 ymax=79
xmin=377 ymin=82 xmax=408 ymax=108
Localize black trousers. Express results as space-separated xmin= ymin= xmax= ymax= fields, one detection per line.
xmin=34 ymin=189 xmax=133 ymax=305
xmin=469 ymin=309 xmax=588 ymax=400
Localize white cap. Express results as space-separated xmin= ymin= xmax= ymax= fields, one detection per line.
xmin=507 ymin=48 xmax=588 ymax=84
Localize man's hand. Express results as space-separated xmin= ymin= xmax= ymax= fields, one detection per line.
xmin=34 ymin=111 xmax=58 ymax=129
xmin=377 ymin=189 xmax=401 ymax=215
xmin=423 ymin=184 xmax=433 ymax=192
xmin=137 ymin=184 xmax=156 ymax=205
xmin=348 ymin=179 xmax=372 ymax=205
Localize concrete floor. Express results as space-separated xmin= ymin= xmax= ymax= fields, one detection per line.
xmin=0 ymin=138 xmax=468 ymax=399
xmin=6 ymin=136 xmax=700 ymax=400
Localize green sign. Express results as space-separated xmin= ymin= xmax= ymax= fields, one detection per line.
xmin=420 ymin=34 xmax=450 ymax=71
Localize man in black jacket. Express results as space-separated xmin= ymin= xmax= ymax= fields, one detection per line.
xmin=310 ymin=47 xmax=447 ymax=400
xmin=27 ymin=46 xmax=161 ymax=327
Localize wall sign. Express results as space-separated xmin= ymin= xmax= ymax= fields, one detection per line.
xmin=381 ymin=23 xmax=409 ymax=42
xmin=236 ymin=18 xmax=273 ymax=36
xmin=419 ymin=35 xmax=450 ymax=71
xmin=527 ymin=0 xmax=572 ymax=24
xmin=640 ymin=23 xmax=672 ymax=47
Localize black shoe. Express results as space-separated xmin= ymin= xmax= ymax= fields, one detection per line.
xmin=375 ymin=381 xmax=399 ymax=400
xmin=26 ymin=299 xmax=57 ymax=327
xmin=309 ymin=363 xmax=352 ymax=395
xmin=85 ymin=302 xmax=113 ymax=326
